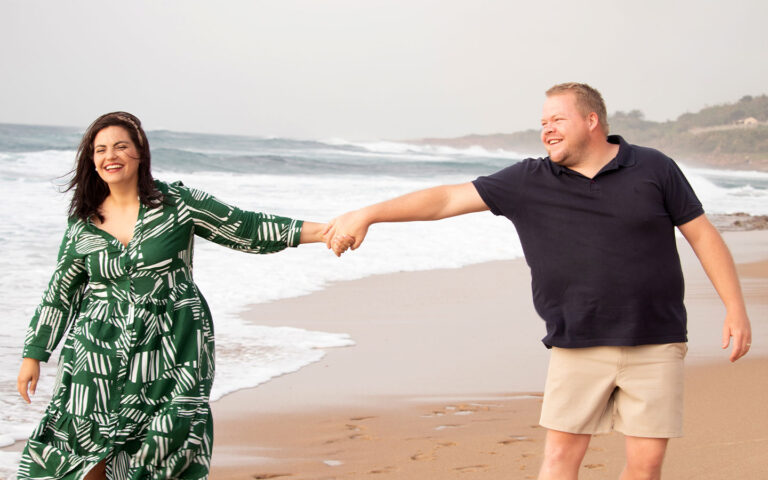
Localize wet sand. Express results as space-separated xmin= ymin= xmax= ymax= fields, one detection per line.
xmin=209 ymin=230 xmax=768 ymax=479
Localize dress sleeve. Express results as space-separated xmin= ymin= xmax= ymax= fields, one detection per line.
xmin=176 ymin=182 xmax=303 ymax=253
xmin=23 ymin=220 xmax=89 ymax=362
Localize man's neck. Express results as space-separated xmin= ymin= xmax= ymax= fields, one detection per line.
xmin=568 ymin=139 xmax=620 ymax=179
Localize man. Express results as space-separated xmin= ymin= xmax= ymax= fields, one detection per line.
xmin=325 ymin=83 xmax=752 ymax=479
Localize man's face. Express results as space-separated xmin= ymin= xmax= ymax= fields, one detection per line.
xmin=540 ymin=93 xmax=592 ymax=166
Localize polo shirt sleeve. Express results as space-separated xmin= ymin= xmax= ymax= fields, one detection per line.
xmin=662 ymin=158 xmax=704 ymax=226
xmin=472 ymin=161 xmax=528 ymax=218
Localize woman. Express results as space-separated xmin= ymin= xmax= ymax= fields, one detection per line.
xmin=16 ymin=112 xmax=332 ymax=479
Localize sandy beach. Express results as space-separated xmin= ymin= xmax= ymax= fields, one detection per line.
xmin=208 ymin=230 xmax=768 ymax=479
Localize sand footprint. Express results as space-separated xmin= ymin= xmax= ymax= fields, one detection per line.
xmin=458 ymin=403 xmax=490 ymax=413
xmin=498 ymin=435 xmax=533 ymax=445
xmin=410 ymin=451 xmax=436 ymax=461
xmin=434 ymin=424 xmax=462 ymax=431
xmin=344 ymin=423 xmax=375 ymax=440
xmin=368 ymin=466 xmax=397 ymax=474
xmin=454 ymin=464 xmax=489 ymax=473
xmin=323 ymin=423 xmax=374 ymax=444
xmin=421 ymin=410 xmax=446 ymax=418
xmin=410 ymin=440 xmax=457 ymax=462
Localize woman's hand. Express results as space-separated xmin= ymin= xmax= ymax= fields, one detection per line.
xmin=324 ymin=210 xmax=371 ymax=257
xmin=17 ymin=357 xmax=40 ymax=404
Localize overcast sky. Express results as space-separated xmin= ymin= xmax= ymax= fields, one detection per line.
xmin=2 ymin=0 xmax=766 ymax=140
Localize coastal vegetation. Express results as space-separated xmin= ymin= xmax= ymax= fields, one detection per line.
xmin=415 ymin=94 xmax=768 ymax=170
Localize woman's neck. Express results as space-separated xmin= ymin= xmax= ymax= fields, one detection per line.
xmin=105 ymin=183 xmax=140 ymax=207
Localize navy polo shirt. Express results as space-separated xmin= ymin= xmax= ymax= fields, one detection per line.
xmin=473 ymin=135 xmax=704 ymax=348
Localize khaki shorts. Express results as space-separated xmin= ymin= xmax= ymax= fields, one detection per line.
xmin=539 ymin=343 xmax=687 ymax=438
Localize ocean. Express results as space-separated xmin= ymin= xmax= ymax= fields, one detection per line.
xmin=0 ymin=123 xmax=767 ymax=475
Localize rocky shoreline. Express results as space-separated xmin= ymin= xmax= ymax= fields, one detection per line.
xmin=708 ymin=212 xmax=768 ymax=231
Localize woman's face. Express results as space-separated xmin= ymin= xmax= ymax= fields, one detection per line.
xmin=93 ymin=125 xmax=141 ymax=189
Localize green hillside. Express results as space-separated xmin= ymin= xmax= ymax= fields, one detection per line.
xmin=612 ymin=95 xmax=768 ymax=169
xmin=414 ymin=95 xmax=768 ymax=170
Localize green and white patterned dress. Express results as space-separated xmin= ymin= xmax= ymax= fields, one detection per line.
xmin=19 ymin=180 xmax=303 ymax=479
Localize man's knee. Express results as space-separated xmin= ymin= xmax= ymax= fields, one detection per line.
xmin=623 ymin=436 xmax=668 ymax=479
xmin=539 ymin=430 xmax=592 ymax=479
xmin=625 ymin=457 xmax=664 ymax=478
xmin=542 ymin=430 xmax=591 ymax=464
xmin=625 ymin=454 xmax=665 ymax=478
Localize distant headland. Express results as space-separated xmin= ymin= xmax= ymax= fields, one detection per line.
xmin=410 ymin=94 xmax=768 ymax=172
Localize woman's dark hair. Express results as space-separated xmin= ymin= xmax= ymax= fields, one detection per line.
xmin=67 ymin=111 xmax=163 ymax=222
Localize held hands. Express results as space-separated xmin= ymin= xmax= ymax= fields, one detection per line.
xmin=323 ymin=210 xmax=371 ymax=257
xmin=17 ymin=357 xmax=40 ymax=404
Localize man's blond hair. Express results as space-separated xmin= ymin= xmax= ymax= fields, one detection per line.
xmin=546 ymin=83 xmax=609 ymax=134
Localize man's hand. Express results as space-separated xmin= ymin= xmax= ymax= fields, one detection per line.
xmin=324 ymin=210 xmax=371 ymax=257
xmin=722 ymin=309 xmax=752 ymax=362
xmin=17 ymin=357 xmax=40 ymax=404
xmin=679 ymin=215 xmax=752 ymax=363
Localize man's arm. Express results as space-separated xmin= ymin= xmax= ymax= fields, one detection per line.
xmin=325 ymin=182 xmax=488 ymax=255
xmin=678 ymin=214 xmax=752 ymax=362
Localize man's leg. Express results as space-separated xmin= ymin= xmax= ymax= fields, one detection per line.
xmin=538 ymin=429 xmax=592 ymax=480
xmin=620 ymin=436 xmax=668 ymax=480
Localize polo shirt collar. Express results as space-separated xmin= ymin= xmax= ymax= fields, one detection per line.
xmin=550 ymin=134 xmax=635 ymax=176
xmin=606 ymin=135 xmax=635 ymax=168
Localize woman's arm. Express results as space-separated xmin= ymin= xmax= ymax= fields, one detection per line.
xmin=23 ymin=221 xmax=88 ymax=362
xmin=20 ymin=221 xmax=88 ymax=402
xmin=174 ymin=182 xmax=303 ymax=253
xmin=299 ymin=221 xmax=329 ymax=244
